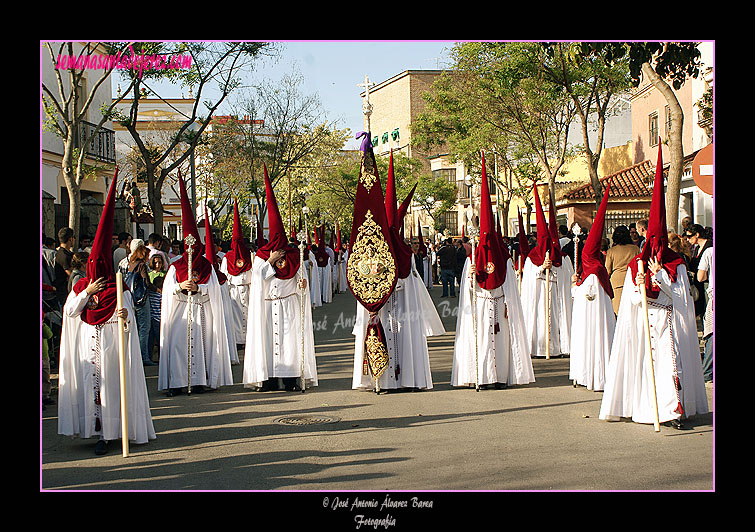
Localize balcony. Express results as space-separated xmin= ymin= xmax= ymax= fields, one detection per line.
xmin=75 ymin=120 xmax=116 ymax=163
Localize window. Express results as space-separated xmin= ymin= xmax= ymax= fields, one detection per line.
xmin=443 ymin=211 xmax=458 ymax=235
xmin=432 ymin=168 xmax=456 ymax=183
xmin=649 ymin=112 xmax=659 ymax=146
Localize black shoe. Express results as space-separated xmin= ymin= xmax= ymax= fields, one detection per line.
xmin=665 ymin=419 xmax=684 ymax=430
xmin=167 ymin=388 xmax=183 ymax=397
xmin=94 ymin=440 xmax=109 ymax=455
xmin=191 ymin=385 xmax=205 ymax=394
xmin=494 ymin=382 xmax=507 ymax=390
xmin=143 ymin=359 xmax=157 ymax=366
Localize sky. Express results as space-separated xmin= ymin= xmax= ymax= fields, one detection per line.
xmin=112 ymin=40 xmax=456 ymax=149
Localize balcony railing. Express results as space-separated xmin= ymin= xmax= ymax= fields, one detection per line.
xmin=75 ymin=120 xmax=116 ymax=163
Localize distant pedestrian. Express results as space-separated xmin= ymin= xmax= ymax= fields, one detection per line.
xmin=437 ymin=238 xmax=457 ymax=297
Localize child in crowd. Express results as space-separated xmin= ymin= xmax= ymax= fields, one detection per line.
xmin=147 ymin=254 xmax=166 ymax=362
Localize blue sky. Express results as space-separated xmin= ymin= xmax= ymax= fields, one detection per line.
xmin=113 ymin=40 xmax=456 ymax=149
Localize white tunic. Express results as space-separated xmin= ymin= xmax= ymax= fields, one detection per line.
xmin=352 ymin=261 xmax=444 ymax=390
xmin=317 ymin=255 xmax=333 ymax=304
xmin=569 ymin=274 xmax=615 ymax=390
xmin=336 ymin=250 xmax=349 ymax=292
xmin=58 ymin=289 xmax=156 ymax=444
xmin=520 ymin=255 xmax=574 ymax=357
xmin=217 ymin=279 xmax=240 ymax=364
xmin=599 ymin=265 xmax=709 ymax=424
xmin=308 ymin=252 xmax=322 ymax=308
xmin=219 ymin=255 xmax=252 ymax=346
xmin=243 ymin=256 xmax=318 ymax=388
xmin=452 ymin=258 xmax=534 ymax=387
xmin=158 ymin=265 xmax=234 ymax=391
xmin=422 ymin=255 xmax=433 ymax=289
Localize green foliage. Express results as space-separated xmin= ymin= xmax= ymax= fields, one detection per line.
xmin=568 ymin=42 xmax=702 ymax=90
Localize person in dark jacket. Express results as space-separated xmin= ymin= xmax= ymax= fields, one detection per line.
xmin=437 ymin=238 xmax=457 ymax=297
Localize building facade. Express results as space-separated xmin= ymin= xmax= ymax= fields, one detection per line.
xmin=41 ymin=42 xmax=118 ymax=240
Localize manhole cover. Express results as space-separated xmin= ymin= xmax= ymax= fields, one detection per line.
xmin=273 ymin=415 xmax=341 ymax=426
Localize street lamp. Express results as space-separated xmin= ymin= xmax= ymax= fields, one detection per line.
xmin=185 ymin=121 xmax=202 ymax=213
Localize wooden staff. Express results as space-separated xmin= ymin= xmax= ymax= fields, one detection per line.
xmin=572 ymin=224 xmax=581 ymax=386
xmin=637 ymin=259 xmax=661 ymax=432
xmin=115 ymin=271 xmax=130 ymax=458
xmin=297 ymin=227 xmax=308 ymax=393
xmin=184 ymin=234 xmax=196 ymax=395
xmin=545 ymin=250 xmax=551 ymax=360
xmin=468 ymin=226 xmax=480 ymax=391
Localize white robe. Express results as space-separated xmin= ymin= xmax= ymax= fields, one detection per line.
xmin=326 ymin=247 xmax=336 ymax=295
xmin=336 ymin=250 xmax=349 ymax=292
xmin=520 ymin=255 xmax=574 ymax=357
xmin=422 ymin=255 xmax=433 ymax=289
xmin=452 ymin=258 xmax=534 ymax=387
xmin=242 ymin=256 xmax=318 ymax=388
xmin=569 ymin=274 xmax=615 ymax=391
xmin=308 ymin=252 xmax=322 ymax=308
xmin=317 ymin=256 xmax=333 ymax=304
xmin=158 ymin=265 xmax=234 ymax=391
xmin=351 ymin=260 xmax=444 ymax=390
xmin=599 ymin=265 xmax=709 ymax=424
xmin=58 ymin=289 xmax=156 ymax=444
xmin=217 ymin=279 xmax=240 ymax=364
xmin=219 ymin=255 xmax=252 ymax=347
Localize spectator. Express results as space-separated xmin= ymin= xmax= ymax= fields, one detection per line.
xmin=67 ymin=251 xmax=89 ymax=293
xmin=697 ymin=241 xmax=713 ymax=384
xmin=685 ymin=224 xmax=711 ymax=319
xmin=635 ymin=219 xmax=648 ymax=251
xmin=113 ymin=231 xmax=131 ymax=267
xmin=118 ymin=239 xmax=155 ymax=366
xmin=147 ymin=232 xmax=170 ymax=271
xmin=455 ymin=239 xmax=467 ymax=290
xmin=436 ymin=238 xmax=457 ymax=297
xmin=42 ymin=313 xmax=54 ymax=409
xmin=54 ymin=227 xmax=76 ymax=306
xmin=147 ymin=254 xmax=166 ymax=364
xmin=604 ymin=225 xmax=640 ymax=315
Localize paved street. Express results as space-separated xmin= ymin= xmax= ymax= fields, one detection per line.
xmin=41 ymin=285 xmax=714 ymax=494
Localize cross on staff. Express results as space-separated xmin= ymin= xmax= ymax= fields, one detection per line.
xmin=357 ymin=74 xmax=375 ymax=132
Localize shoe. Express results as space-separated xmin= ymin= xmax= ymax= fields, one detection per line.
xmin=285 ymin=384 xmax=302 ymax=392
xmin=665 ymin=419 xmax=684 ymax=430
xmin=191 ymin=385 xmax=205 ymax=394
xmin=143 ymin=360 xmax=157 ymax=366
xmin=94 ymin=440 xmax=109 ymax=455
xmin=494 ymin=382 xmax=507 ymax=390
xmin=167 ymin=388 xmax=183 ymax=397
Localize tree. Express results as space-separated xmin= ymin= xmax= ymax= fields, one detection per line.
xmin=42 ymin=41 xmax=136 ymax=249
xmin=412 ymin=42 xmax=577 ymax=211
xmin=109 ymin=41 xmax=278 ymax=232
xmin=573 ymin=42 xmax=704 ymax=231
xmin=208 ymin=70 xmax=349 ymax=236
xmin=541 ymin=42 xmax=633 ymax=212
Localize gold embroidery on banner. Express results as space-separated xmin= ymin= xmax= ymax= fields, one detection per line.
xmin=364 ymin=327 xmax=389 ymax=378
xmin=359 ymin=153 xmax=378 ymax=192
xmin=347 ymin=210 xmax=396 ymax=304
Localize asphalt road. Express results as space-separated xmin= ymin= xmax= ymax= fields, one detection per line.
xmin=41 ymin=283 xmax=714 ymax=497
